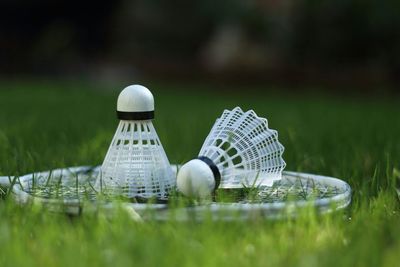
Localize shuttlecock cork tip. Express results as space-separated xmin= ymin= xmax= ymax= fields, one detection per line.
xmin=117 ymin=85 xmax=155 ymax=120
xmin=177 ymin=159 xmax=217 ymax=198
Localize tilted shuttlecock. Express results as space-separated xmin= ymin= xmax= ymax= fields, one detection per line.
xmin=96 ymin=85 xmax=175 ymax=199
xmin=177 ymin=107 xmax=286 ymax=197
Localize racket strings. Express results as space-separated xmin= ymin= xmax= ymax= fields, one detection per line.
xmin=255 ymin=177 xmax=344 ymax=203
xmin=23 ymin=171 xmax=345 ymax=206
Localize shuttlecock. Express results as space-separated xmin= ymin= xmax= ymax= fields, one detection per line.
xmin=177 ymin=107 xmax=286 ymax=197
xmin=96 ymin=85 xmax=175 ymax=199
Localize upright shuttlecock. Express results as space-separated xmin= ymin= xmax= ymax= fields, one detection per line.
xmin=96 ymin=85 xmax=175 ymax=199
xmin=177 ymin=107 xmax=286 ymax=197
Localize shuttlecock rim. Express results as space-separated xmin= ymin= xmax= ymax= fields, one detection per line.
xmin=197 ymin=156 xmax=221 ymax=190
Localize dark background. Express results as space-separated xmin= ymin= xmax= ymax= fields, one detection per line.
xmin=1 ymin=0 xmax=400 ymax=91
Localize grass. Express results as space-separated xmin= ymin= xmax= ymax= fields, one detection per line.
xmin=0 ymin=80 xmax=399 ymax=267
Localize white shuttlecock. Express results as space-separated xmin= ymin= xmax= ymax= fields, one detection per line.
xmin=96 ymin=85 xmax=175 ymax=199
xmin=177 ymin=107 xmax=286 ymax=197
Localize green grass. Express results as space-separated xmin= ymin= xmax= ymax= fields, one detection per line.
xmin=0 ymin=80 xmax=399 ymax=267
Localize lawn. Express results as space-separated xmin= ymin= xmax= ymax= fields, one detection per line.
xmin=0 ymin=80 xmax=399 ymax=267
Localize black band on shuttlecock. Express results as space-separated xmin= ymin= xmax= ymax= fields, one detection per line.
xmin=197 ymin=156 xmax=221 ymax=190
xmin=117 ymin=111 xmax=154 ymax=120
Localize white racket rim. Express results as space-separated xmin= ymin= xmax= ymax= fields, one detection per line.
xmin=0 ymin=166 xmax=352 ymax=220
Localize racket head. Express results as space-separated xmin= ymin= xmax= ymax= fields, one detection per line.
xmin=5 ymin=166 xmax=351 ymax=220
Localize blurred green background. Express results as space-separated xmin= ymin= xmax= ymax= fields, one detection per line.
xmin=1 ymin=0 xmax=400 ymax=91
